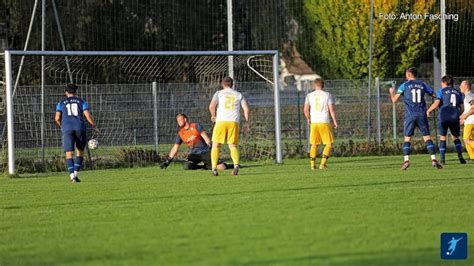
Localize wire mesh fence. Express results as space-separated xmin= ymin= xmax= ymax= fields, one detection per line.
xmin=0 ymin=0 xmax=473 ymax=173
xmin=2 ymin=76 xmax=473 ymax=173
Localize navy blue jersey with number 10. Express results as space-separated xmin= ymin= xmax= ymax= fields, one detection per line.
xmin=435 ymin=87 xmax=463 ymax=122
xmin=397 ymin=80 xmax=434 ymax=116
xmin=55 ymin=96 xmax=89 ymax=132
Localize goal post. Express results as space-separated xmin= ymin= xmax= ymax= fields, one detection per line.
xmin=4 ymin=50 xmax=282 ymax=174
xmin=4 ymin=51 xmax=14 ymax=174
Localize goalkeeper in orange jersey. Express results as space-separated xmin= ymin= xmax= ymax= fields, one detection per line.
xmin=304 ymin=78 xmax=338 ymax=170
xmin=160 ymin=113 xmax=231 ymax=170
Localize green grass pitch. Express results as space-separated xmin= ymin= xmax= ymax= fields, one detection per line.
xmin=1 ymin=155 xmax=473 ymax=265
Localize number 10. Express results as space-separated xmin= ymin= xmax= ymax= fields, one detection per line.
xmin=66 ymin=103 xmax=79 ymax=116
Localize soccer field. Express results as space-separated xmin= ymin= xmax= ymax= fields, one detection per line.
xmin=1 ymin=155 xmax=473 ymax=266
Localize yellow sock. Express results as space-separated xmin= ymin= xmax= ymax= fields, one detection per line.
xmin=466 ymin=143 xmax=474 ymax=159
xmin=211 ymin=147 xmax=220 ymax=169
xmin=310 ymin=145 xmax=317 ymax=169
xmin=320 ymin=144 xmax=332 ymax=166
xmin=229 ymin=146 xmax=240 ymax=165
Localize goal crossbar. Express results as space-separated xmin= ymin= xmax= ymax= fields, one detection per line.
xmin=6 ymin=50 xmax=279 ymax=57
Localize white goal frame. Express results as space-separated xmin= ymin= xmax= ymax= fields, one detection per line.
xmin=4 ymin=50 xmax=282 ymax=174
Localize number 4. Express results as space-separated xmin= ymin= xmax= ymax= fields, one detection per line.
xmin=450 ymin=94 xmax=457 ymax=107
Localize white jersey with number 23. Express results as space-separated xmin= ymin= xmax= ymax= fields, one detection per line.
xmin=213 ymin=88 xmax=247 ymax=123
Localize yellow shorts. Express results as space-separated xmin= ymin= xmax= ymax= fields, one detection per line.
xmin=212 ymin=121 xmax=240 ymax=144
xmin=310 ymin=123 xmax=334 ymax=145
xmin=463 ymin=124 xmax=474 ymax=140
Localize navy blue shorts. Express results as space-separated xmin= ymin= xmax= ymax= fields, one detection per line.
xmin=404 ymin=114 xmax=430 ymax=136
xmin=63 ymin=130 xmax=87 ymax=152
xmin=186 ymin=151 xmax=223 ymax=170
xmin=438 ymin=120 xmax=460 ymax=137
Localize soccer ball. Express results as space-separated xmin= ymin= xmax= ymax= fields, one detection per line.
xmin=88 ymin=139 xmax=99 ymax=150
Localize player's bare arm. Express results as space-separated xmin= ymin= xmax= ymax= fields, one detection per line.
xmin=168 ymin=143 xmax=180 ymax=159
xmin=426 ymin=100 xmax=441 ymax=117
xmin=160 ymin=143 xmax=180 ymax=169
xmin=84 ymin=110 xmax=99 ymax=134
xmin=388 ymin=87 xmax=400 ymax=103
xmin=328 ymin=104 xmax=338 ymax=129
xmin=200 ymin=131 xmax=212 ymax=146
xmin=54 ymin=112 xmax=62 ymax=128
xmin=242 ymin=100 xmax=250 ymax=122
xmin=459 ymin=103 xmax=464 ymax=119
xmin=303 ymin=102 xmax=310 ymax=125
xmin=460 ymin=102 xmax=474 ymax=120
xmin=242 ymin=100 xmax=250 ymax=132
xmin=209 ymin=99 xmax=218 ymax=122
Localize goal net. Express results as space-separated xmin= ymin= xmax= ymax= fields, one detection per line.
xmin=3 ymin=50 xmax=281 ymax=174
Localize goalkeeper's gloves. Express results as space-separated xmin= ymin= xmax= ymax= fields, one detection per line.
xmin=160 ymin=156 xmax=173 ymax=169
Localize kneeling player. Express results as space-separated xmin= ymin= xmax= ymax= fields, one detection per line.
xmin=160 ymin=113 xmax=231 ymax=171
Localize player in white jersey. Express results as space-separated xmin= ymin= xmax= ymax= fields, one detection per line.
xmin=304 ymin=78 xmax=338 ymax=170
xmin=460 ymin=80 xmax=474 ymax=160
xmin=209 ymin=77 xmax=250 ymax=176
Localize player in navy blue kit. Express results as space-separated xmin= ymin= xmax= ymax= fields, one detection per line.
xmin=389 ymin=67 xmax=443 ymax=170
xmin=426 ymin=75 xmax=466 ymax=164
xmin=54 ymin=84 xmax=99 ymax=182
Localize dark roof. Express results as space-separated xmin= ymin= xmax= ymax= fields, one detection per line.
xmin=281 ymin=43 xmax=315 ymax=75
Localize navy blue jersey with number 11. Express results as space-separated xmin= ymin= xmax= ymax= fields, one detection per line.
xmin=397 ymin=80 xmax=434 ymax=116
xmin=436 ymin=87 xmax=463 ymax=123
xmin=55 ymin=96 xmax=89 ymax=132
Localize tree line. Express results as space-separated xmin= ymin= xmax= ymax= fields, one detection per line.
xmin=1 ymin=0 xmax=472 ymax=79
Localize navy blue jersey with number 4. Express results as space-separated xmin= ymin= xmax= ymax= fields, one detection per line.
xmin=56 ymin=97 xmax=89 ymax=132
xmin=435 ymin=87 xmax=463 ymax=122
xmin=397 ymin=80 xmax=434 ymax=116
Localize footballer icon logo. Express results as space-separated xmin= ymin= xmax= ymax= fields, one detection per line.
xmin=441 ymin=233 xmax=467 ymax=260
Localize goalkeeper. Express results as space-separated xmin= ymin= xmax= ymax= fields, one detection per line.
xmin=160 ymin=113 xmax=231 ymax=170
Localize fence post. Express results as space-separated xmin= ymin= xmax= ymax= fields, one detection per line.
xmin=392 ymin=81 xmax=397 ymax=143
xmin=297 ymin=88 xmax=302 ymax=148
xmin=305 ymin=84 xmax=310 ymax=153
xmin=367 ymin=0 xmax=374 ymax=143
xmin=152 ymin=81 xmax=159 ymax=153
xmin=367 ymin=79 xmax=372 ymax=143
xmin=376 ymin=77 xmax=381 ymax=148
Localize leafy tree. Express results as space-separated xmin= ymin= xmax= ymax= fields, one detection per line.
xmin=299 ymin=0 xmax=438 ymax=79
